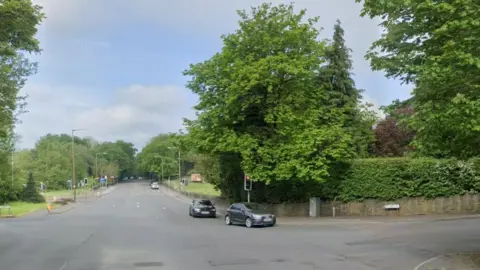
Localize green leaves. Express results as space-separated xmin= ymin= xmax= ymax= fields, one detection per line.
xmin=0 ymin=0 xmax=44 ymax=200
xmin=340 ymin=158 xmax=480 ymax=202
xmin=136 ymin=133 xmax=183 ymax=178
xmin=183 ymin=3 xmax=357 ymax=185
xmin=359 ymin=0 xmax=480 ymax=158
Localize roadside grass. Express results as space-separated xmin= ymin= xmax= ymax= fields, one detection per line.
xmin=165 ymin=179 xmax=220 ymax=196
xmin=6 ymin=201 xmax=47 ymax=217
xmin=43 ymin=188 xmax=91 ymax=197
xmin=43 ymin=189 xmax=73 ymax=197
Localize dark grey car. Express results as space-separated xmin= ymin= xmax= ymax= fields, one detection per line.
xmin=224 ymin=203 xmax=276 ymax=228
xmin=189 ymin=199 xmax=217 ymax=218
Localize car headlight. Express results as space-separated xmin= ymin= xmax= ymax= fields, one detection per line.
xmin=212 ymin=209 xmax=216 ymax=211
xmin=252 ymin=214 xmax=262 ymax=219
xmin=194 ymin=208 xmax=201 ymax=212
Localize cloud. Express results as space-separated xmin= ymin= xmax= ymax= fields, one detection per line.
xmin=15 ymin=84 xmax=195 ymax=149
xmin=32 ymin=0 xmax=387 ymax=90
xmin=19 ymin=0 xmax=409 ymax=151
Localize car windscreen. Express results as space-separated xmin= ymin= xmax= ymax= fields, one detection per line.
xmin=244 ymin=203 xmax=265 ymax=211
xmin=197 ymin=200 xmax=212 ymax=206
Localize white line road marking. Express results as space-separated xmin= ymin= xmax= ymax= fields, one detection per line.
xmin=413 ymin=253 xmax=458 ymax=270
xmin=58 ymin=261 xmax=68 ymax=270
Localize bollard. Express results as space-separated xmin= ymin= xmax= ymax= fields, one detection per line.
xmin=47 ymin=203 xmax=52 ymax=213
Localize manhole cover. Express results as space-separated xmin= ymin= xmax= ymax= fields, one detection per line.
xmin=133 ymin=262 xmax=164 ymax=267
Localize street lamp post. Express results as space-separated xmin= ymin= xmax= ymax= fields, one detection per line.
xmin=154 ymin=155 xmax=165 ymax=183
xmin=168 ymin=147 xmax=181 ymax=186
xmin=11 ymin=151 xmax=14 ymax=190
xmin=161 ymin=157 xmax=164 ymax=183
xmin=72 ymin=128 xmax=87 ymax=202
xmin=178 ymin=149 xmax=181 ymax=185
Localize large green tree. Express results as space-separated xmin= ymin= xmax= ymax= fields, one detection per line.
xmin=184 ymin=3 xmax=355 ymax=186
xmin=358 ymin=0 xmax=480 ymax=158
xmin=320 ymin=20 xmax=376 ymax=157
xmin=137 ymin=133 xmax=182 ymax=180
xmin=93 ymin=140 xmax=137 ymax=178
xmin=17 ymin=134 xmax=137 ymax=190
xmin=0 ymin=0 xmax=44 ymax=201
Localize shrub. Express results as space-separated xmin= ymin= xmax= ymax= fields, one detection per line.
xmin=21 ymin=172 xmax=45 ymax=203
xmin=338 ymin=158 xmax=480 ymax=202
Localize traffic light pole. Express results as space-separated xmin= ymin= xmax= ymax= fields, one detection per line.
xmin=244 ymin=174 xmax=252 ymax=203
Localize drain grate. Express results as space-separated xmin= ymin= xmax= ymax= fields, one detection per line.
xmin=133 ymin=262 xmax=164 ymax=267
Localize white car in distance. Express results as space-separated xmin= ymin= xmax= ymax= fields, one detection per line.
xmin=150 ymin=182 xmax=159 ymax=189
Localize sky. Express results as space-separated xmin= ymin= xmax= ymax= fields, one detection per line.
xmin=16 ymin=0 xmax=412 ymax=150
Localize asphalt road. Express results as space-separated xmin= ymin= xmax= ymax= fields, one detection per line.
xmin=1 ymin=180 xmax=480 ymax=270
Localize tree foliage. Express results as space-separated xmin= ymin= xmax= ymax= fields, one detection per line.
xmin=0 ymin=0 xmax=44 ymax=201
xmin=373 ymin=99 xmax=415 ymax=157
xmin=339 ymin=158 xmax=480 ymax=202
xmin=358 ymin=0 xmax=480 ymax=158
xmin=320 ymin=20 xmax=376 ymax=158
xmin=184 ymin=3 xmax=356 ymax=185
xmin=136 ymin=133 xmax=187 ymax=180
xmin=21 ymin=172 xmax=44 ymax=203
xmin=11 ymin=134 xmax=137 ymax=193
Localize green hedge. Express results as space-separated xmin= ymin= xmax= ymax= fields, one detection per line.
xmin=339 ymin=158 xmax=480 ymax=202
xmin=217 ymin=157 xmax=480 ymax=204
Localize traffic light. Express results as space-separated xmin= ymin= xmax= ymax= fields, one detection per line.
xmin=244 ymin=174 xmax=252 ymax=191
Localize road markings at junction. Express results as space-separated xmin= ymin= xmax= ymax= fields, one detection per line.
xmin=58 ymin=261 xmax=68 ymax=270
xmin=413 ymin=253 xmax=476 ymax=270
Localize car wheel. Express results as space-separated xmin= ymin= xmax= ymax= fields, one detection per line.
xmin=225 ymin=215 xmax=232 ymax=225
xmin=245 ymin=217 xmax=253 ymax=228
xmin=189 ymin=210 xmax=192 ymax=216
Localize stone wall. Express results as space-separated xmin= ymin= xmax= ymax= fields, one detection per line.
xmin=171 ymin=189 xmax=308 ymax=217
xmin=318 ymin=193 xmax=480 ymax=217
xmin=262 ymin=203 xmax=309 ymax=217
xmin=168 ymin=184 xmax=480 ymax=217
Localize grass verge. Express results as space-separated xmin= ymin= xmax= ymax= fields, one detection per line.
xmin=3 ymin=202 xmax=47 ymax=217
xmin=43 ymin=188 xmax=92 ymax=199
xmin=165 ymin=179 xmax=221 ymax=196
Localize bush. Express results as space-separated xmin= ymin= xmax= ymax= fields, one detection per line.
xmin=338 ymin=158 xmax=480 ymax=202
xmin=21 ymin=172 xmax=45 ymax=203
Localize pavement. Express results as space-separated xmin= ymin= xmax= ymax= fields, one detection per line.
xmin=1 ymin=180 xmax=480 ymax=270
